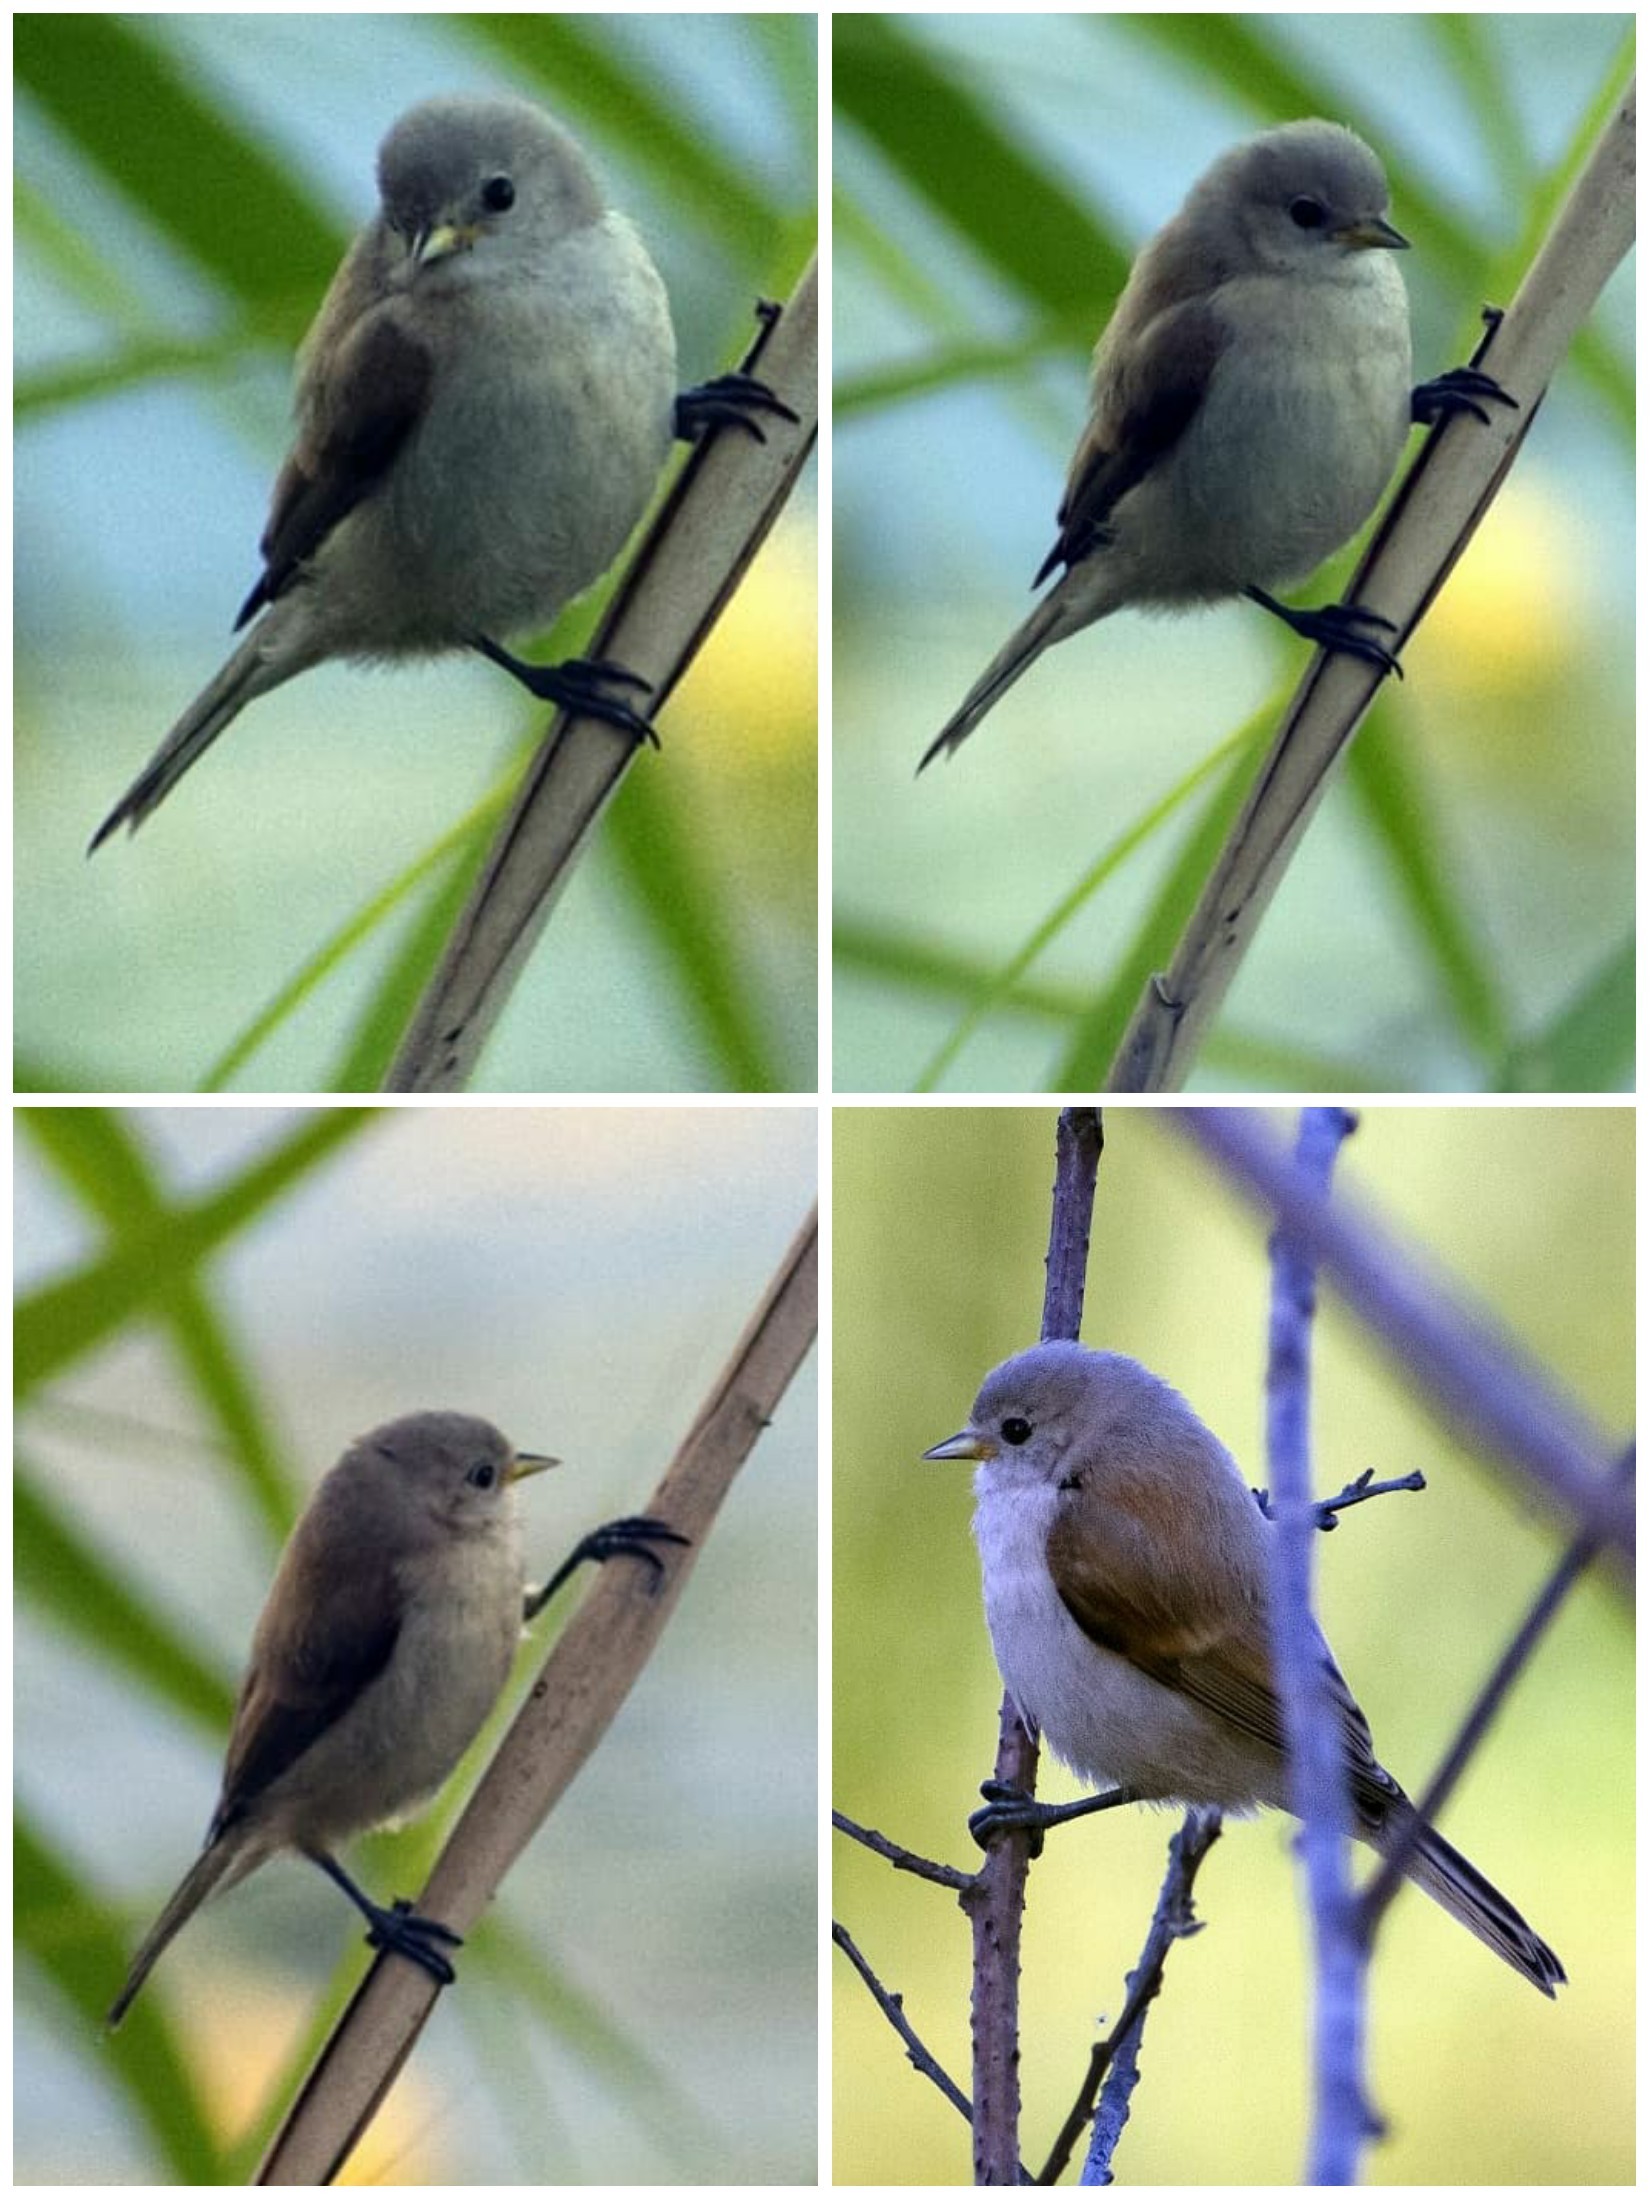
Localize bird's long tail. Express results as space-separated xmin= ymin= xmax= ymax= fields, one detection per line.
xmin=106 ymin=1836 xmax=245 ymax=2028
xmin=918 ymin=585 xmax=1095 ymax=772
xmin=89 ymin=628 xmax=282 ymax=851
xmin=1387 ymin=1808 xmax=1565 ymax=1997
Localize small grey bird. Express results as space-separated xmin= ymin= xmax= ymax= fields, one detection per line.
xmin=921 ymin=119 xmax=1509 ymax=769
xmin=107 ymin=1411 xmax=687 ymax=2026
xmin=925 ymin=1342 xmax=1564 ymax=1996
xmin=92 ymin=94 xmax=759 ymax=848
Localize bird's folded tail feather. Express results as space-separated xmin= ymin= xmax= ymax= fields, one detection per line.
xmin=106 ymin=1836 xmax=241 ymax=2029
xmin=89 ymin=629 xmax=283 ymax=851
xmin=918 ymin=585 xmax=1096 ymax=772
xmin=1387 ymin=1808 xmax=1565 ymax=1997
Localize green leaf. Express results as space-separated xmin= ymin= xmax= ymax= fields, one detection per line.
xmin=833 ymin=920 xmax=1393 ymax=1090
xmin=16 ymin=1462 xmax=235 ymax=1731
xmin=834 ymin=14 xmax=1127 ymax=322
xmin=608 ymin=766 xmax=781 ymax=1092
xmin=15 ymin=1108 xmax=378 ymax=1391
xmin=18 ymin=1812 xmax=227 ymax=2178
xmin=201 ymin=790 xmax=506 ymax=1092
xmin=328 ymin=846 xmax=497 ymax=1094
xmin=16 ymin=16 xmax=341 ymax=300
xmin=20 ymin=1109 xmax=295 ymax=1528
xmin=1348 ymin=727 xmax=1508 ymax=1065
xmin=1054 ymin=732 xmax=1265 ymax=1089
xmin=909 ymin=721 xmax=1262 ymax=1091
xmin=1502 ymin=934 xmax=1634 ymax=1091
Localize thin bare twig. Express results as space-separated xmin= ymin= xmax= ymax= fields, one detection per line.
xmin=1254 ymin=1466 xmax=1428 ymax=1528
xmin=833 ymin=1810 xmax=975 ymax=1892
xmin=833 ymin=1921 xmax=977 ymax=2130
xmin=958 ymin=1691 xmax=1042 ymax=2187
xmin=1041 ymin=1108 xmax=1104 ymax=1333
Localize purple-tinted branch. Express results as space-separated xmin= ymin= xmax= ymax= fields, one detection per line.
xmin=1264 ymin=1106 xmax=1375 ymax=2183
xmin=962 ymin=1696 xmax=1042 ymax=2185
xmin=1359 ymin=1439 xmax=1633 ymax=1936
xmin=1173 ymin=1110 xmax=1630 ymax=1561
xmin=1254 ymin=1466 xmax=1427 ymax=1528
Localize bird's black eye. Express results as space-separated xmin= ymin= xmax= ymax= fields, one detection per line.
xmin=1289 ymin=195 xmax=1328 ymax=230
xmin=1000 ymin=1416 xmax=1033 ymax=1447
xmin=481 ymin=174 xmax=516 ymax=213
xmin=468 ymin=1458 xmax=497 ymax=1489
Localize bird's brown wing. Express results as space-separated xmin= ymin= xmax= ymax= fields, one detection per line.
xmin=1163 ymin=1625 xmax=1401 ymax=1824
xmin=1048 ymin=1484 xmax=1394 ymax=1814
xmin=212 ymin=1522 xmax=404 ymax=1832
xmin=1036 ymin=297 xmax=1228 ymax=586
xmin=235 ymin=309 xmax=434 ymax=627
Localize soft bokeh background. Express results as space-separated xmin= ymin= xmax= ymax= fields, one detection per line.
xmin=833 ymin=1104 xmax=1632 ymax=2183
xmin=833 ymin=13 xmax=1634 ymax=1092
xmin=16 ymin=1104 xmax=818 ymax=2184
xmin=17 ymin=12 xmax=817 ymax=1094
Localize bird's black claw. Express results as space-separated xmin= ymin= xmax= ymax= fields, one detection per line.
xmin=471 ymin=636 xmax=661 ymax=746
xmin=1303 ymin=607 xmax=1404 ymax=678
xmin=1247 ymin=588 xmax=1404 ymax=678
xmin=575 ymin=1514 xmax=691 ymax=1586
xmin=523 ymin=1514 xmax=691 ymax=1620
xmin=365 ymin=1898 xmax=464 ymax=1985
xmin=1411 ymin=364 xmax=1518 ymax=428
xmin=968 ymin=1780 xmax=1048 ymax=1856
xmin=675 ymin=371 xmax=799 ymax=444
xmin=572 ymin=656 xmax=652 ymax=694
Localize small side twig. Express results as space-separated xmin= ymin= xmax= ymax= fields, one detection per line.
xmin=833 ymin=1809 xmax=974 ymax=1892
xmin=833 ymin=1921 xmax=976 ymax=2129
xmin=1254 ymin=1466 xmax=1427 ymax=1528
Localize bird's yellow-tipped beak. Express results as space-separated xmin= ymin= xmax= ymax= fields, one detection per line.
xmin=1335 ymin=213 xmax=1409 ymax=252
xmin=509 ymin=1450 xmax=560 ymax=1482
xmin=416 ymin=220 xmax=479 ymax=265
xmin=923 ymin=1427 xmax=995 ymax=1463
